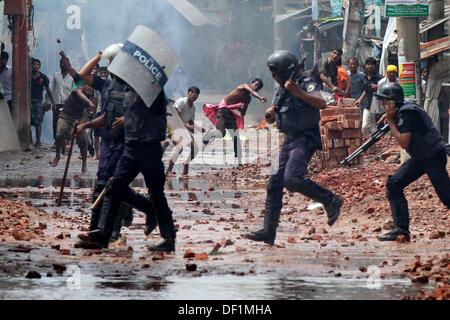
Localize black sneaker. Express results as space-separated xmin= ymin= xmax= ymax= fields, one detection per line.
xmin=243 ymin=229 xmax=275 ymax=245
xmin=147 ymin=239 xmax=175 ymax=253
xmin=325 ymin=196 xmax=343 ymax=226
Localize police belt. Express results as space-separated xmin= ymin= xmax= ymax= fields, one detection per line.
xmin=109 ymin=91 xmax=125 ymax=99
xmin=284 ymin=128 xmax=315 ymax=141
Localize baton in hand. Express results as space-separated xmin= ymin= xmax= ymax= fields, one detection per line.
xmin=57 ymin=121 xmax=79 ymax=207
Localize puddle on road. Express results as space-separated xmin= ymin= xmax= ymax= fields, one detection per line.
xmin=0 ymin=175 xmax=262 ymax=210
xmin=0 ymin=175 xmax=264 ymax=191
xmin=0 ymin=273 xmax=431 ymax=300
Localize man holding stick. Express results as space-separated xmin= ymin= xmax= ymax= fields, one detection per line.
xmin=50 ymin=85 xmax=96 ymax=173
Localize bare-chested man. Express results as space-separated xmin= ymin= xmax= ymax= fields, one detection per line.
xmin=202 ymin=78 xmax=267 ymax=165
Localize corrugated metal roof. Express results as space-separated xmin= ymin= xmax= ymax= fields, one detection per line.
xmin=164 ymin=0 xmax=221 ymax=27
xmin=275 ymin=7 xmax=311 ymax=23
xmin=420 ymin=15 xmax=450 ymax=34
xmin=419 ymin=36 xmax=450 ymax=60
xmin=318 ymin=17 xmax=344 ymax=32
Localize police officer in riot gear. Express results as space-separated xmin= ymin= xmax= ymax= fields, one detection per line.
xmin=69 ymin=52 xmax=157 ymax=248
xmin=76 ymin=26 xmax=179 ymax=251
xmin=375 ymin=83 xmax=450 ymax=242
xmin=244 ymin=50 xmax=343 ymax=245
xmin=79 ymin=87 xmax=176 ymax=251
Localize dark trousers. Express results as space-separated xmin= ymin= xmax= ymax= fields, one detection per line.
xmin=96 ymin=137 xmax=112 ymax=182
xmin=387 ymin=150 xmax=450 ymax=209
xmin=268 ymin=136 xmax=334 ymax=214
xmin=203 ymin=108 xmax=242 ymax=160
xmin=217 ymin=109 xmax=241 ymax=159
xmin=261 ymin=135 xmax=337 ymax=236
xmin=98 ymin=140 xmax=124 ymax=182
xmin=91 ymin=139 xmax=130 ymax=232
xmin=104 ymin=141 xmax=176 ymax=240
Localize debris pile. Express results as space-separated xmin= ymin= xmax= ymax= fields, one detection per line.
xmin=318 ymin=106 xmax=362 ymax=169
xmin=0 ymin=198 xmax=48 ymax=243
xmin=403 ymin=254 xmax=449 ymax=300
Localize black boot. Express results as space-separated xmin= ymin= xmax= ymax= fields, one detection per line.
xmin=244 ymin=189 xmax=280 ymax=245
xmin=77 ymin=192 xmax=121 ymax=248
xmin=286 ymin=178 xmax=343 ymax=226
xmin=244 ymin=225 xmax=276 ymax=245
xmin=89 ymin=181 xmax=107 ymax=231
xmin=77 ymin=229 xmax=109 ymax=249
xmin=147 ymin=192 xmax=176 ymax=252
xmin=324 ymin=196 xmax=344 ymax=226
xmin=378 ymin=199 xmax=410 ymax=242
xmin=76 ymin=190 xmax=116 ymax=249
xmin=110 ymin=204 xmax=132 ymax=242
xmin=148 ymin=239 xmax=175 ymax=252
xmin=89 ymin=207 xmax=102 ymax=231
xmin=144 ymin=212 xmax=158 ymax=236
xmin=121 ymin=206 xmax=134 ymax=227
xmin=121 ymin=188 xmax=158 ymax=236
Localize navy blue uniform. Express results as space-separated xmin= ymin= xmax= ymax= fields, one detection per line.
xmin=88 ymin=75 xmax=135 ymax=237
xmin=262 ymin=76 xmax=340 ymax=238
xmin=91 ymin=75 xmax=113 ymax=184
xmin=101 ymin=89 xmax=176 ymax=242
xmin=386 ymin=103 xmax=450 ymax=232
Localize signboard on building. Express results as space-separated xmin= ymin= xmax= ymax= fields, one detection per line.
xmin=385 ymin=0 xmax=429 ymax=17
xmin=399 ymin=62 xmax=417 ymax=99
xmin=330 ymin=0 xmax=343 ymax=17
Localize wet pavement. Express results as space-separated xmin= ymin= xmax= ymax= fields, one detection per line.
xmin=0 ymin=138 xmax=447 ymax=300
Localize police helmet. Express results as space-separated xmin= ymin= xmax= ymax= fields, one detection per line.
xmin=267 ymin=50 xmax=298 ymax=78
xmin=374 ymin=83 xmax=404 ymax=107
xmin=101 ymin=43 xmax=123 ymax=63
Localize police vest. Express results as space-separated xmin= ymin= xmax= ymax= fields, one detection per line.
xmin=276 ymin=76 xmax=321 ymax=135
xmin=123 ymin=89 xmax=167 ymax=143
xmin=398 ymin=102 xmax=445 ymax=160
xmin=103 ymin=79 xmax=127 ymax=139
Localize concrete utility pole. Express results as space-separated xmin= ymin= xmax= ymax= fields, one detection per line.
xmin=397 ymin=17 xmax=422 ymax=104
xmin=427 ymin=0 xmax=445 ymax=41
xmin=273 ymin=0 xmax=286 ymax=51
xmin=6 ymin=0 xmax=32 ymax=149
xmin=342 ymin=0 xmax=364 ymax=62
xmin=424 ymin=0 xmax=448 ymax=140
xmin=312 ymin=0 xmax=320 ymax=64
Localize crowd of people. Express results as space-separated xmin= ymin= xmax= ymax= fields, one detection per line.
xmin=1 ymin=30 xmax=448 ymax=253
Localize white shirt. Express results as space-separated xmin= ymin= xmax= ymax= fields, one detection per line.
xmin=370 ymin=77 xmax=400 ymax=114
xmin=174 ymin=97 xmax=196 ymax=124
xmin=377 ymin=77 xmax=399 ymax=91
xmin=49 ymin=71 xmax=74 ymax=105
xmin=0 ymin=66 xmax=12 ymax=101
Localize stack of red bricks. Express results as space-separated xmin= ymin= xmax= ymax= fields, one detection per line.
xmin=318 ymin=106 xmax=363 ymax=169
